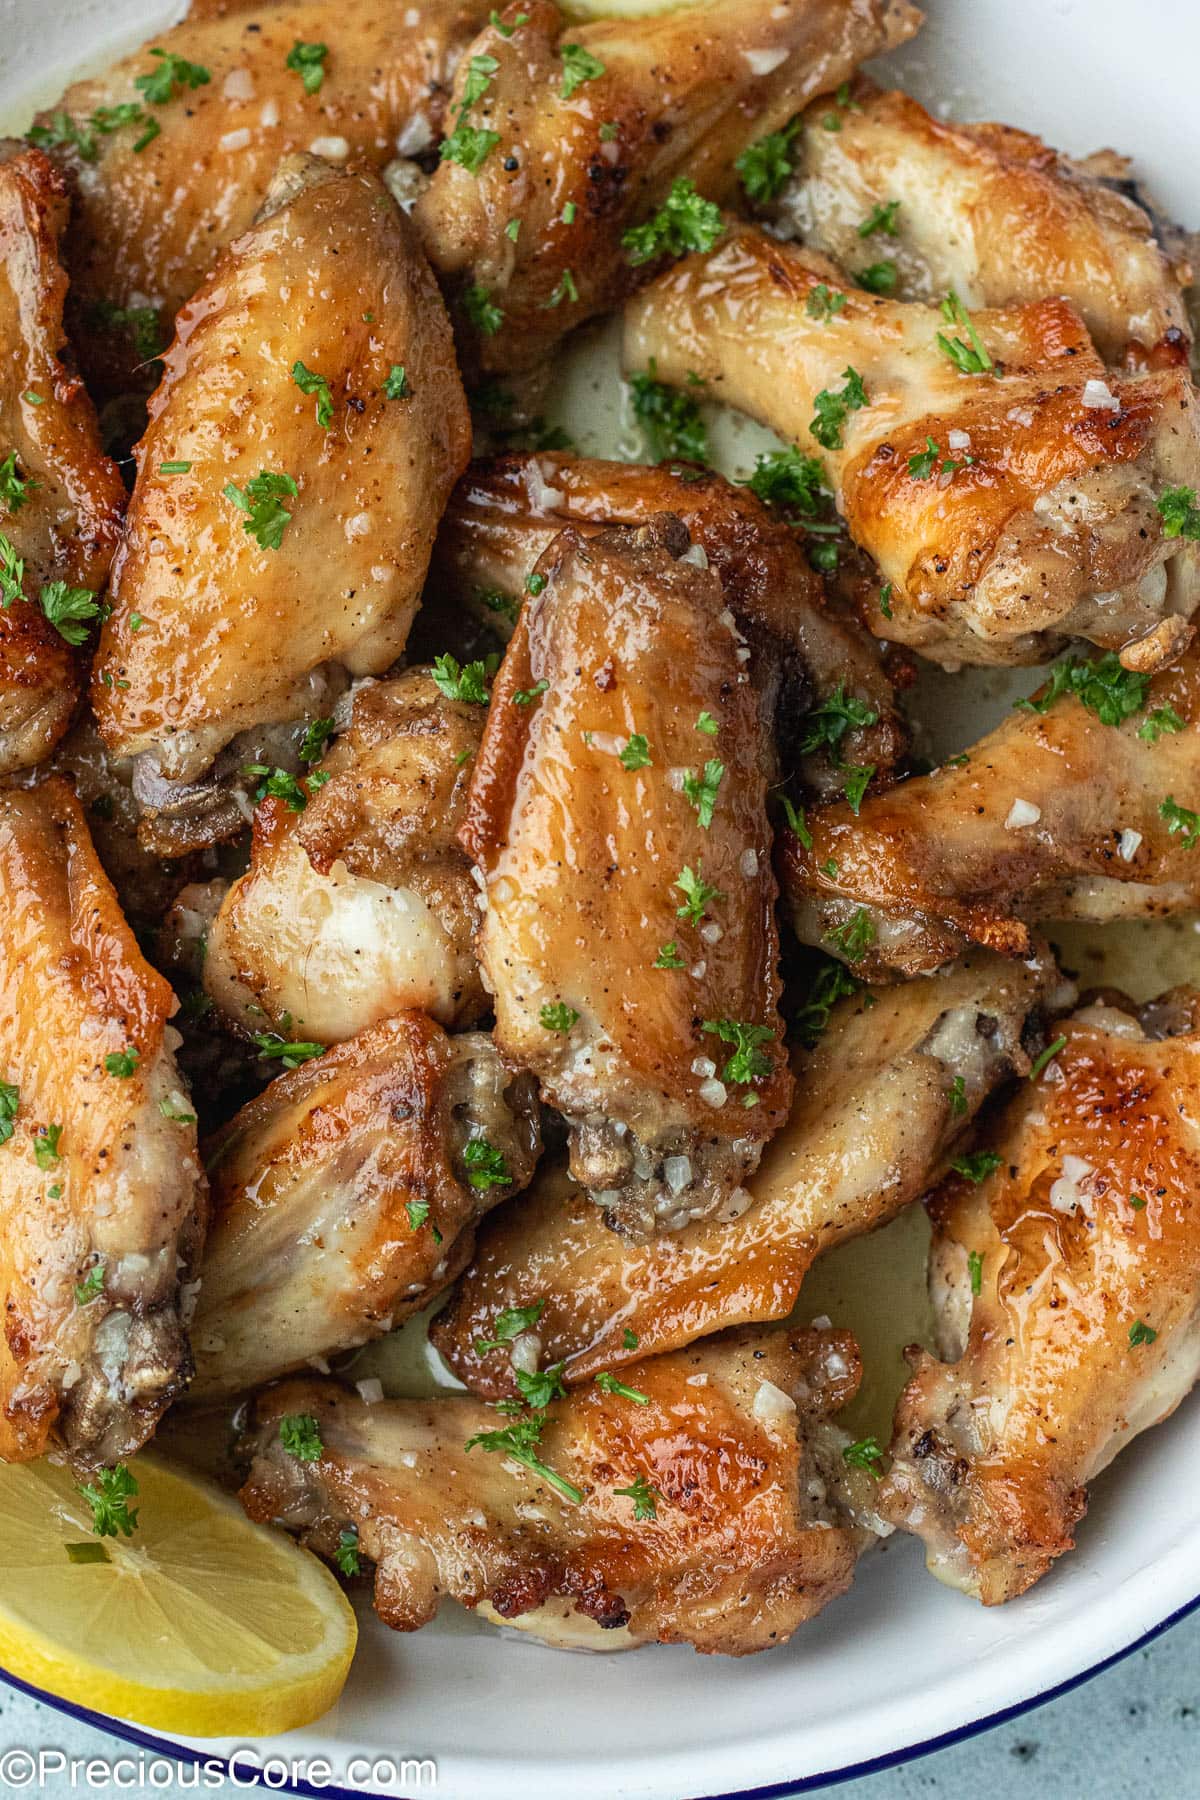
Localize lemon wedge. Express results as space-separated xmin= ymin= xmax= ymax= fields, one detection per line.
xmin=0 ymin=1454 xmax=356 ymax=1736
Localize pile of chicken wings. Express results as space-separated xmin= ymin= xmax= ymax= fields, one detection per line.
xmin=2 ymin=0 xmax=1199 ymax=1660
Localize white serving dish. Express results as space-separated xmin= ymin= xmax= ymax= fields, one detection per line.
xmin=2 ymin=0 xmax=1198 ymax=1794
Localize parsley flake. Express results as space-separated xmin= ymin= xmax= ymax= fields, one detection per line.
xmin=135 ymin=49 xmax=211 ymax=107
xmin=432 ymin=653 xmax=493 ymax=705
xmin=335 ymin=1527 xmax=360 ymax=1575
xmin=1017 ymin=651 xmax=1150 ymax=728
xmin=619 ymin=733 xmax=652 ymax=770
xmin=735 ymin=118 xmax=800 ymax=203
xmin=1129 ymin=1320 xmax=1158 ymax=1348
xmin=38 ymin=582 xmax=99 ymax=646
xmin=613 ymin=1473 xmax=658 ymax=1519
xmin=842 ymin=1436 xmax=885 ymax=1474
xmin=224 ymin=470 xmax=298 ymax=550
xmin=74 ymin=1262 xmax=105 ymax=1306
xmin=653 ymin=942 xmax=686 ymax=970
xmin=936 ymin=290 xmax=993 ymax=375
xmin=475 ymin=1300 xmax=545 ymax=1354
xmin=1138 ymin=705 xmax=1185 ymax=743
xmin=806 ymin=283 xmax=846 ymax=323
xmin=858 ymin=200 xmax=900 ymax=238
xmin=744 ymin=445 xmax=827 ymax=514
xmin=629 ymin=369 xmax=708 ymax=463
xmin=463 ymin=284 xmax=504 ymax=335
xmin=824 ymin=907 xmax=876 ymax=963
xmin=540 ymin=1002 xmax=579 ymax=1033
xmin=463 ymin=1138 xmax=512 ymax=1189
xmin=951 ymin=1150 xmax=1002 ymax=1184
xmin=291 ymin=360 xmax=333 ymax=428
xmin=1161 ymin=795 xmax=1200 ymax=848
xmin=702 ymin=1017 xmax=774 ymax=1084
xmin=794 ymin=957 xmax=861 ymax=1046
xmin=285 ymin=40 xmax=328 ymax=94
xmin=103 ymin=1047 xmax=138 ymax=1079
xmin=559 ymin=44 xmax=606 ymax=101
xmin=674 ymin=863 xmax=723 ymax=925
xmin=857 ymin=260 xmax=897 ymax=294
xmin=465 ymin=1413 xmax=583 ymax=1504
xmin=34 ymin=1124 xmax=62 ymax=1170
xmin=279 ymin=1413 xmax=324 ymax=1461
xmin=809 ymin=367 xmax=868 ymax=450
xmin=78 ymin=1464 xmax=139 ymax=1538
xmin=595 ymin=1372 xmax=650 ymax=1404
xmin=0 ymin=452 xmax=36 ymax=514
xmin=384 ymin=365 xmax=410 ymax=400
xmin=0 ymin=1079 xmax=19 ymax=1147
xmin=622 ymin=178 xmax=723 ymax=267
xmin=968 ymin=1249 xmax=983 ymax=1296
xmin=1158 ymin=485 xmax=1200 ymax=540
xmin=682 ymin=759 xmax=724 ymax=828
xmin=1029 ymin=1035 xmax=1068 ymax=1081
xmin=251 ymin=1033 xmax=325 ymax=1068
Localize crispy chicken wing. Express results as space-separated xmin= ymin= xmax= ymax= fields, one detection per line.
xmin=431 ymin=451 xmax=907 ymax=798
xmin=462 ymin=516 xmax=790 ymax=1237
xmin=880 ymin=991 xmax=1200 ymax=1603
xmin=0 ymin=146 xmax=124 ymax=773
xmin=413 ymin=0 xmax=920 ymax=374
xmin=623 ymin=224 xmax=1200 ymax=668
xmin=205 ymin=670 xmax=487 ymax=1043
xmin=780 ymin=648 xmax=1200 ymax=980
xmin=239 ymin=1325 xmax=871 ymax=1653
xmin=91 ymin=156 xmax=471 ymax=832
xmin=36 ymin=0 xmax=492 ymax=394
xmin=190 ymin=1015 xmax=540 ymax=1398
xmin=431 ymin=951 xmax=1047 ymax=1392
xmin=0 ymin=779 xmax=206 ymax=1470
xmin=779 ymin=80 xmax=1191 ymax=367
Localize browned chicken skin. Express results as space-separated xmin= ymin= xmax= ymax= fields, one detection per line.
xmin=205 ymin=670 xmax=487 ymax=1043
xmin=35 ymin=0 xmax=493 ymax=394
xmin=881 ymin=992 xmax=1200 ymax=1603
xmin=779 ymin=79 xmax=1192 ymax=367
xmin=413 ymin=0 xmax=920 ymax=374
xmin=91 ymin=155 xmax=471 ymax=830
xmin=623 ymin=224 xmax=1200 ymax=668
xmin=780 ymin=648 xmax=1200 ymax=980
xmin=431 ymin=451 xmax=907 ymax=798
xmin=239 ymin=1326 xmax=871 ymax=1654
xmin=432 ymin=950 xmax=1047 ymax=1392
xmin=0 ymin=146 xmax=124 ymax=774
xmin=462 ymin=516 xmax=791 ymax=1237
xmin=190 ymin=1015 xmax=540 ymax=1398
xmin=0 ymin=779 xmax=206 ymax=1472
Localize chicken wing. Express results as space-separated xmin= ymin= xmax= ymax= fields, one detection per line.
xmin=431 ymin=950 xmax=1047 ymax=1392
xmin=880 ymin=990 xmax=1200 ymax=1603
xmin=431 ymin=451 xmax=907 ymax=799
xmin=32 ymin=0 xmax=493 ymax=395
xmin=777 ymin=80 xmax=1191 ymax=367
xmin=462 ymin=515 xmax=790 ymax=1237
xmin=0 ymin=779 xmax=206 ymax=1470
xmin=780 ymin=647 xmax=1200 ymax=980
xmin=623 ymin=224 xmax=1200 ymax=668
xmin=412 ymin=0 xmax=920 ymax=375
xmin=190 ymin=1016 xmax=540 ymax=1398
xmin=239 ymin=1325 xmax=871 ymax=1654
xmin=204 ymin=670 xmax=486 ymax=1043
xmin=0 ymin=146 xmax=124 ymax=773
xmin=91 ymin=155 xmax=471 ymax=837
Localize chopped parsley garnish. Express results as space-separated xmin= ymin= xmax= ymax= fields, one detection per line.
xmin=39 ymin=583 xmax=99 ymax=646
xmin=696 ymin=711 xmax=719 ymax=736
xmin=298 ymin=716 xmax=334 ymax=763
xmin=513 ymin=679 xmax=549 ymax=706
xmin=1138 ymin=705 xmax=1185 ymax=743
xmin=1130 ymin=1193 xmax=1147 ymax=1211
xmin=857 ymin=260 xmax=897 ymax=294
xmin=463 ymin=284 xmax=505 ymax=335
xmin=406 ymin=1197 xmax=430 ymax=1231
xmin=441 ymin=123 xmax=501 ymax=173
xmin=279 ymin=1413 xmax=324 ymax=1462
xmin=0 ymin=452 xmax=36 ymax=513
xmin=842 ymin=763 xmax=874 ymax=814
xmin=858 ymin=200 xmax=900 ymax=238
xmin=158 ymin=1097 xmax=196 ymax=1124
xmin=702 ymin=1018 xmax=774 ymax=1084
xmin=796 ymin=684 xmax=879 ymax=758
xmin=516 ymin=1362 xmax=568 ymax=1409
xmin=103 ymin=1047 xmax=138 ymax=1079
xmin=622 ymin=177 xmax=723 ymax=267
xmin=478 ymin=587 xmax=520 ymax=623
xmin=653 ymin=941 xmax=686 ymax=970
xmin=540 ymin=1002 xmax=579 ymax=1033
xmin=384 ymin=365 xmax=410 ymax=399
xmin=291 ymin=360 xmax=333 ymax=428
xmin=908 ymin=437 xmax=944 ymax=480
xmin=780 ymin=795 xmax=812 ymax=847
xmin=842 ymin=1436 xmax=885 ymax=1474
xmin=1129 ymin=1320 xmax=1157 ymax=1348
xmin=599 ymin=120 xmax=618 ymax=142
xmin=1157 ymin=485 xmax=1200 ymax=539
xmin=160 ymin=461 xmax=192 ymax=474
xmin=936 ymin=290 xmax=993 ymax=375
xmin=806 ymin=284 xmax=846 ymax=323
xmin=682 ymin=759 xmax=724 ymax=828
xmin=622 ymin=1328 xmax=639 ymax=1349
xmin=968 ymin=1249 xmax=983 ymax=1296
xmin=27 ymin=110 xmax=100 ymax=161
xmin=744 ymin=445 xmax=828 ymax=514
xmin=1029 ymin=1035 xmax=1068 ymax=1081
xmin=542 ymin=268 xmax=579 ymax=308
xmin=1018 ymin=651 xmax=1150 ymax=728
xmin=224 ymin=470 xmax=298 ymax=550
xmin=475 ymin=1300 xmax=545 ymax=1355
xmin=285 ymin=40 xmax=328 ymax=93
xmin=735 ymin=118 xmax=800 ymax=203
xmin=948 ymin=1075 xmax=968 ymax=1116
xmin=0 ymin=1079 xmax=19 ymax=1146
xmin=491 ymin=9 xmax=530 ymax=35
xmin=242 ymin=764 xmax=327 ymax=812
xmin=594 ymin=1371 xmax=650 ymax=1405
xmin=824 ymin=907 xmax=876 ymax=963
xmin=1161 ymin=795 xmax=1200 ymax=848
xmin=78 ymin=1465 xmax=139 ymax=1538
xmin=463 ymin=1138 xmax=512 ymax=1189
xmin=559 ymin=43 xmax=606 ymax=101
xmin=250 ymin=1033 xmax=325 ymax=1068
xmin=794 ymin=957 xmax=861 ymax=1046
xmin=951 ymin=1150 xmax=1002 ymax=1184
xmin=432 ymin=653 xmax=493 ymax=705
xmin=34 ymin=1124 xmax=62 ymax=1170
xmin=879 ymin=582 xmax=893 ymax=619
xmin=674 ymin=863 xmax=723 ymax=925
xmin=89 ymin=300 xmax=164 ymax=363
xmin=526 ymin=571 xmax=547 ymax=595
xmin=465 ymin=1413 xmax=582 ymax=1504
xmin=809 ymin=367 xmax=868 ymax=450
xmin=135 ymin=49 xmax=211 ymax=107
xmin=613 ymin=1474 xmax=658 ymax=1519
xmin=334 ymin=1527 xmax=360 ymax=1575
xmin=619 ymin=732 xmax=652 ymax=770
xmin=74 ymin=1262 xmax=105 ymax=1306
xmin=628 ymin=369 xmax=708 ymax=463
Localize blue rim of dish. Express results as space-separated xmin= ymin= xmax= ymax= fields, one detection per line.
xmin=4 ymin=1588 xmax=1200 ymax=1800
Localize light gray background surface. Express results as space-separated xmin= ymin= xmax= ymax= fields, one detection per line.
xmin=2 ymin=1606 xmax=1198 ymax=1798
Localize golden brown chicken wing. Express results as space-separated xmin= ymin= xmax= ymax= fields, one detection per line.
xmin=431 ymin=451 xmax=907 ymax=799
xmin=431 ymin=950 xmax=1047 ymax=1392
xmin=777 ymin=80 xmax=1191 ymax=367
xmin=461 ymin=515 xmax=790 ymax=1237
xmin=190 ymin=1015 xmax=540 ymax=1398
xmin=204 ymin=670 xmax=486 ymax=1043
xmin=32 ymin=0 xmax=493 ymax=394
xmin=239 ymin=1324 xmax=871 ymax=1654
xmin=412 ymin=0 xmax=920 ymax=374
xmin=623 ymin=224 xmax=1200 ymax=668
xmin=0 ymin=146 xmax=124 ymax=773
xmin=779 ymin=647 xmax=1200 ymax=980
xmin=881 ymin=991 xmax=1200 ymax=1603
xmin=0 ymin=779 xmax=206 ymax=1471
xmin=91 ymin=155 xmax=471 ymax=838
